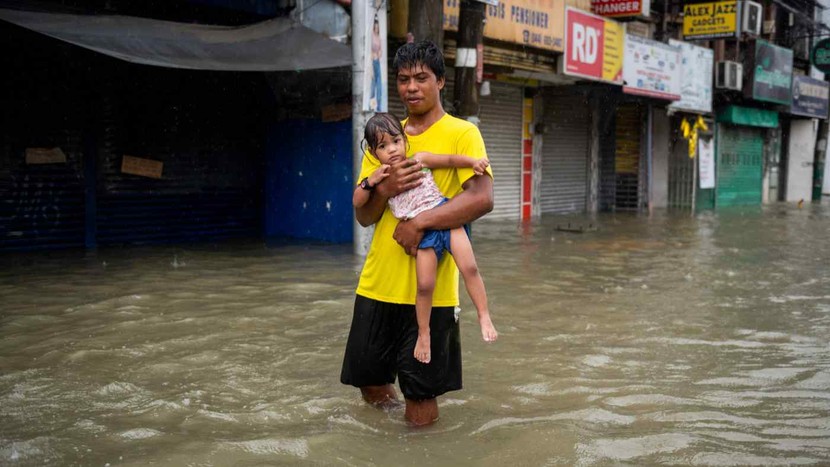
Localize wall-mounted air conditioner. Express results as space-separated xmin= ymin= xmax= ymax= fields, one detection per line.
xmin=716 ymin=61 xmax=743 ymax=91
xmin=742 ymin=1 xmax=763 ymax=36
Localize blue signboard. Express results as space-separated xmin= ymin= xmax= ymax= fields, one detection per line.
xmin=791 ymin=75 xmax=829 ymax=119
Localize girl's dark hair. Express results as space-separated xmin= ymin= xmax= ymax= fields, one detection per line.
xmin=393 ymin=40 xmax=445 ymax=80
xmin=364 ymin=112 xmax=407 ymax=156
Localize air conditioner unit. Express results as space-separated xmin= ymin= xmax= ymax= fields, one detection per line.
xmin=716 ymin=61 xmax=743 ymax=91
xmin=742 ymin=1 xmax=763 ymax=36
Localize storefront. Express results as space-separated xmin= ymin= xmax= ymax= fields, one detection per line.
xmin=785 ymin=75 xmax=829 ymax=202
xmin=711 ymin=106 xmax=778 ymax=207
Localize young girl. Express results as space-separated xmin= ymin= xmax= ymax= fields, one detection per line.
xmin=353 ymin=113 xmax=498 ymax=364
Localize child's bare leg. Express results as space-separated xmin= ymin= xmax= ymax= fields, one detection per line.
xmin=450 ymin=228 xmax=498 ymax=342
xmin=414 ymin=248 xmax=438 ymax=363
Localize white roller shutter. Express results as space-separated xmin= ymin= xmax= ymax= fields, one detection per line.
xmin=541 ymin=93 xmax=590 ymax=214
xmin=479 ymin=81 xmax=522 ymax=220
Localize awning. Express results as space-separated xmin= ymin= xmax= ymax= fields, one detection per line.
xmin=0 ymin=8 xmax=352 ymax=71
xmin=717 ymin=106 xmax=779 ymax=128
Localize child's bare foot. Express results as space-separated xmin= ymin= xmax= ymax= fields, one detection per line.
xmin=479 ymin=315 xmax=498 ymax=342
xmin=414 ymin=333 xmax=431 ymax=363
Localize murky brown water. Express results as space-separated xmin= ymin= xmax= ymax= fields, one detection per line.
xmin=2 ymin=203 xmax=830 ymax=466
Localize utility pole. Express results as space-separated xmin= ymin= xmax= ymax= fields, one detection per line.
xmin=453 ymin=0 xmax=485 ymax=123
xmin=352 ymin=0 xmax=372 ymax=256
xmin=408 ymin=0 xmax=444 ymax=47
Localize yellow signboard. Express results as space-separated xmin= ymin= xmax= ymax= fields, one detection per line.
xmin=602 ymin=17 xmax=624 ymax=82
xmin=444 ymin=0 xmax=566 ymax=52
xmin=682 ymin=0 xmax=738 ymax=40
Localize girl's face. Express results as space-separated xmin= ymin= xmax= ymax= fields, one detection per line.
xmin=371 ymin=131 xmax=405 ymax=165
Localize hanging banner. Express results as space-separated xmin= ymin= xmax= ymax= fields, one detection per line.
xmin=562 ymin=7 xmax=624 ymax=84
xmin=363 ymin=0 xmax=387 ymax=112
xmin=682 ymin=0 xmax=739 ymax=40
xmin=622 ymin=34 xmax=681 ymax=100
xmin=791 ymin=75 xmax=829 ymax=119
xmin=746 ymin=40 xmax=793 ymax=105
xmin=668 ymin=40 xmax=713 ymax=114
xmin=444 ymin=0 xmax=566 ymax=52
xmin=591 ymin=0 xmax=650 ymax=18
xmin=698 ymin=137 xmax=715 ymax=189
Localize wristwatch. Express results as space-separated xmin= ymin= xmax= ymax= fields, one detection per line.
xmin=359 ymin=177 xmax=374 ymax=191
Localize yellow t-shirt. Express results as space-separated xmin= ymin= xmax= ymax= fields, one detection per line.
xmin=356 ymin=113 xmax=492 ymax=306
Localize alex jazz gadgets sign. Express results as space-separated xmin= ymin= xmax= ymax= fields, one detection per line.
xmin=563 ymin=7 xmax=624 ymax=84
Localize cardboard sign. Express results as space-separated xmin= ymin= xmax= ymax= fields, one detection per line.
xmin=698 ymin=137 xmax=715 ymax=189
xmin=122 ymin=155 xmax=163 ymax=179
xmin=563 ymin=7 xmax=624 ymax=84
xmin=25 ymin=147 xmax=67 ymax=164
xmin=444 ymin=0 xmax=567 ymax=52
xmin=682 ymin=0 xmax=739 ymax=40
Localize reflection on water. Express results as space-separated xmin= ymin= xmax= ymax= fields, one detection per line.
xmin=2 ymin=204 xmax=830 ymax=465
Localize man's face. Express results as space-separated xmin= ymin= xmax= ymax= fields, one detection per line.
xmin=396 ymin=64 xmax=444 ymax=116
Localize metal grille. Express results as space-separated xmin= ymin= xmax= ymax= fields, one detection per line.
xmin=615 ymin=104 xmax=643 ymax=211
xmin=668 ymin=120 xmax=695 ymax=209
xmin=540 ymin=93 xmax=590 ymax=214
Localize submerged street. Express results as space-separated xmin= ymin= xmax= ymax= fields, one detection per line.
xmin=2 ymin=204 xmax=830 ymax=465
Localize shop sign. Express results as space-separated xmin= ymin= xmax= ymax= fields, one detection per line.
xmin=562 ymin=7 xmax=624 ymax=84
xmin=746 ymin=40 xmax=793 ymax=105
xmin=811 ymin=38 xmax=830 ymax=74
xmin=622 ymin=34 xmax=681 ymax=100
xmin=682 ymin=0 xmax=739 ymax=40
xmin=668 ymin=40 xmax=713 ymax=114
xmin=791 ymin=75 xmax=829 ymax=118
xmin=444 ymin=0 xmax=566 ymax=52
xmin=591 ymin=0 xmax=650 ymax=18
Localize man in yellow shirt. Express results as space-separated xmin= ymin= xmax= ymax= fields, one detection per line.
xmin=340 ymin=41 xmax=494 ymax=426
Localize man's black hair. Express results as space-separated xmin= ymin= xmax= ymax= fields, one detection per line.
xmin=392 ymin=40 xmax=445 ymax=80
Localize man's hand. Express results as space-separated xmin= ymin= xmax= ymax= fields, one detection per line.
xmin=393 ymin=218 xmax=424 ymax=256
xmin=376 ymin=158 xmax=424 ymax=199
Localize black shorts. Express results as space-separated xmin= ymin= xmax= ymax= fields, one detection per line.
xmin=340 ymin=294 xmax=462 ymax=401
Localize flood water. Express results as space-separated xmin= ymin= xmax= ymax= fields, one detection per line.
xmin=2 ymin=203 xmax=830 ymax=466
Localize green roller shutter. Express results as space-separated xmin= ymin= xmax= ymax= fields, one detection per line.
xmin=716 ymin=124 xmax=763 ymax=207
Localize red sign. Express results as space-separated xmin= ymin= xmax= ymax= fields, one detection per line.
xmin=563 ymin=8 xmax=624 ymax=84
xmin=591 ymin=0 xmax=650 ymax=18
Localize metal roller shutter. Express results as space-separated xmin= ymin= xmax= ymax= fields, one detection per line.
xmin=717 ymin=124 xmax=763 ymax=207
xmin=540 ymin=93 xmax=591 ymax=214
xmin=479 ymin=81 xmax=522 ymax=220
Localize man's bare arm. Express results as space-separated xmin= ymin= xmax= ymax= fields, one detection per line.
xmin=355 ymin=158 xmax=425 ymax=227
xmin=393 ymin=174 xmax=494 ymax=255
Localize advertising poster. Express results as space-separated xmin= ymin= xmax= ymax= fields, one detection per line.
xmin=682 ymin=0 xmax=738 ymax=40
xmin=623 ymin=34 xmax=681 ymax=100
xmin=563 ymin=7 xmax=624 ymax=84
xmin=363 ymin=0 xmax=387 ymax=112
xmin=698 ymin=137 xmax=715 ymax=189
xmin=445 ymin=0 xmax=567 ymax=52
xmin=791 ymin=75 xmax=829 ymax=118
xmin=668 ymin=40 xmax=714 ymax=114
xmin=747 ymin=40 xmax=793 ymax=105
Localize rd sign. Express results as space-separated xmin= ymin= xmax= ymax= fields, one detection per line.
xmin=563 ymin=7 xmax=624 ymax=84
